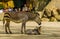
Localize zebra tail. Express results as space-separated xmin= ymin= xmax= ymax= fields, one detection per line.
xmin=3 ymin=17 xmax=5 ymax=27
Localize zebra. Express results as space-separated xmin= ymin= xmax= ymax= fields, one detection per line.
xmin=3 ymin=11 xmax=41 ymax=34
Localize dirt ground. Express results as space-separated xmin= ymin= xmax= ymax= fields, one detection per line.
xmin=0 ymin=21 xmax=60 ymax=39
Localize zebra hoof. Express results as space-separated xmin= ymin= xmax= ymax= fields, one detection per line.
xmin=10 ymin=32 xmax=12 ymax=34
xmin=21 ymin=31 xmax=23 ymax=34
xmin=6 ymin=32 xmax=9 ymax=34
xmin=21 ymin=32 xmax=23 ymax=34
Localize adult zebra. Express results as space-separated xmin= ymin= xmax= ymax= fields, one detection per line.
xmin=3 ymin=11 xmax=41 ymax=34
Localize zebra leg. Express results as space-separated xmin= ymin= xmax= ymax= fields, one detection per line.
xmin=21 ymin=25 xmax=23 ymax=34
xmin=6 ymin=20 xmax=12 ymax=34
xmin=38 ymin=26 xmax=41 ymax=34
xmin=5 ymin=22 xmax=9 ymax=34
xmin=23 ymin=22 xmax=26 ymax=34
xmin=8 ymin=25 xmax=12 ymax=34
xmin=5 ymin=20 xmax=12 ymax=34
xmin=7 ymin=21 xmax=12 ymax=34
xmin=21 ymin=22 xmax=26 ymax=34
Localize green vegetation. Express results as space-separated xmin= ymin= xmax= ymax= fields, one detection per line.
xmin=13 ymin=0 xmax=26 ymax=8
xmin=38 ymin=0 xmax=51 ymax=11
xmin=0 ymin=4 xmax=4 ymax=9
xmin=0 ymin=0 xmax=8 ymax=2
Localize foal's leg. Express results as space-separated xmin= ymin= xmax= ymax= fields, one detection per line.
xmin=38 ymin=26 xmax=41 ymax=34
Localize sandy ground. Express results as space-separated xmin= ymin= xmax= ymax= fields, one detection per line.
xmin=0 ymin=0 xmax=60 ymax=39
xmin=0 ymin=21 xmax=60 ymax=39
